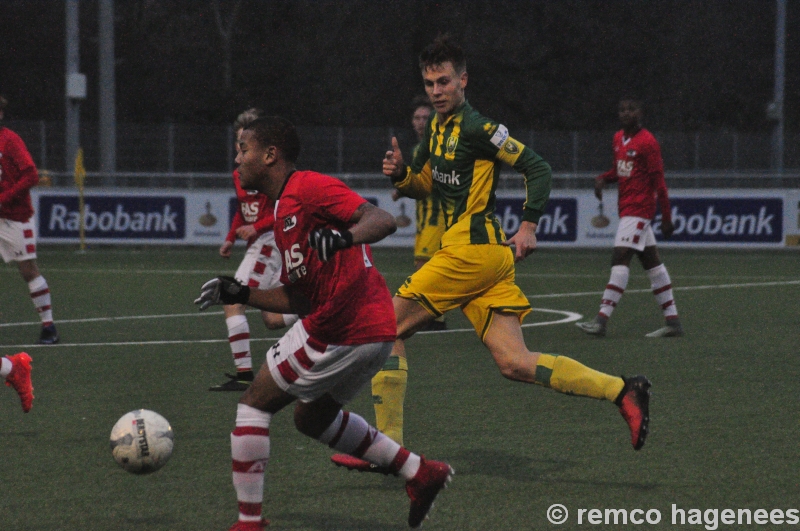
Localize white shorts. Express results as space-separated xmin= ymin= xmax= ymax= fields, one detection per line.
xmin=614 ymin=216 xmax=657 ymax=251
xmin=235 ymin=232 xmax=282 ymax=290
xmin=0 ymin=217 xmax=37 ymax=263
xmin=266 ymin=321 xmax=392 ymax=405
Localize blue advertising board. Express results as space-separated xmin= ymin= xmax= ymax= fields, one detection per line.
xmin=39 ymin=195 xmax=185 ymax=239
xmin=495 ymin=197 xmax=578 ymax=242
xmin=654 ymin=198 xmax=782 ymax=243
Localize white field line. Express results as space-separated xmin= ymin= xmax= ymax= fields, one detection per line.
xmin=1 ymin=267 xmax=796 ymax=281
xmin=0 ymin=308 xmax=581 ymax=350
xmin=0 ymin=279 xmax=797 ymax=350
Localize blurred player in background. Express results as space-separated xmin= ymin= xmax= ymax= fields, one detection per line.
xmin=0 ymin=95 xmax=59 ymax=345
xmin=576 ymin=97 xmax=682 ymax=338
xmin=196 ymin=116 xmax=452 ymax=530
xmin=333 ymin=36 xmax=652 ymax=473
xmin=211 ymin=108 xmax=298 ymax=392
xmin=1 ymin=352 xmax=33 ymax=412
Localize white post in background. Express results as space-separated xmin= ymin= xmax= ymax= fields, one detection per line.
xmin=99 ymin=0 xmax=117 ymax=181
xmin=65 ymin=0 xmax=86 ymax=171
xmin=770 ymin=0 xmax=786 ymax=173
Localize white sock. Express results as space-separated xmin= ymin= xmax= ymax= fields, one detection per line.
xmin=598 ymin=265 xmax=629 ymax=320
xmin=646 ymin=264 xmax=679 ymax=321
xmin=318 ymin=410 xmax=421 ymax=480
xmin=0 ymin=357 xmax=12 ymax=378
xmin=28 ymin=276 xmax=54 ymax=326
xmin=231 ymin=404 xmax=271 ymax=523
xmin=226 ymin=314 xmax=252 ymax=372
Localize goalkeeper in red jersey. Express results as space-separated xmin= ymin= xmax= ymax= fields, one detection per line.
xmin=576 ymin=97 xmax=683 ymax=338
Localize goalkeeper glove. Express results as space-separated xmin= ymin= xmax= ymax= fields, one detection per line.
xmin=308 ymin=228 xmax=353 ymax=262
xmin=194 ymin=276 xmax=250 ymax=310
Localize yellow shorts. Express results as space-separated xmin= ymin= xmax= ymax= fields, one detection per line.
xmin=396 ymin=244 xmax=531 ymax=340
xmin=414 ymin=223 xmax=446 ymax=261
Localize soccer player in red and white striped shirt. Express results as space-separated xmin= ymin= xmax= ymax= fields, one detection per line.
xmin=577 ymin=97 xmax=682 ymax=338
xmin=0 ymin=95 xmax=59 ymax=344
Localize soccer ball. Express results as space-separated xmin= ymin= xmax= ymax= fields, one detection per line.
xmin=110 ymin=409 xmax=174 ymax=474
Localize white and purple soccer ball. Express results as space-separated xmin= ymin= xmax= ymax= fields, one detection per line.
xmin=110 ymin=409 xmax=174 ymax=474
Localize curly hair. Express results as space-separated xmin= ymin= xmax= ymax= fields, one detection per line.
xmin=418 ymin=34 xmax=466 ymax=74
xmin=244 ymin=116 xmax=301 ymax=164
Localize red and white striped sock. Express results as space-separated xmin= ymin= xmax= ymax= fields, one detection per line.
xmin=226 ymin=314 xmax=252 ymax=372
xmin=231 ymin=404 xmax=271 ymax=524
xmin=598 ymin=265 xmax=629 ymax=321
xmin=317 ymin=410 xmax=421 ymax=481
xmin=646 ymin=264 xmax=679 ymax=321
xmin=28 ymin=276 xmax=54 ymax=326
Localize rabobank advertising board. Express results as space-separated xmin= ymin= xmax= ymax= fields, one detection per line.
xmin=30 ymin=188 xmax=799 ymax=248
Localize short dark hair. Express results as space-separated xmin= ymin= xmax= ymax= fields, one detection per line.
xmin=233 ymin=108 xmax=264 ymax=131
xmin=619 ymin=96 xmax=644 ymax=111
xmin=410 ymin=95 xmax=433 ymax=114
xmin=419 ymin=34 xmax=466 ymax=74
xmin=245 ymin=116 xmax=301 ymax=163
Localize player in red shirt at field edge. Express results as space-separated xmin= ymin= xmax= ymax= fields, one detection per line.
xmin=576 ymin=97 xmax=683 ymax=338
xmin=195 ymin=116 xmax=453 ymax=530
xmin=0 ymin=95 xmax=59 ymax=345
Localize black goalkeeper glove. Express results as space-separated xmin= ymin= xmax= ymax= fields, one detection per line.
xmin=194 ymin=276 xmax=250 ymax=310
xmin=308 ymin=228 xmax=353 ymax=262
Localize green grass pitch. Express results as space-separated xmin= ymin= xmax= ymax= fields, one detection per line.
xmin=0 ymin=246 xmax=798 ymax=530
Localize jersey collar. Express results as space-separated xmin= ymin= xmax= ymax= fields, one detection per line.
xmin=276 ymin=170 xmax=296 ymax=200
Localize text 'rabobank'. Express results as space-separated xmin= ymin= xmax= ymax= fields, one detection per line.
xmin=39 ymin=196 xmax=186 ymax=239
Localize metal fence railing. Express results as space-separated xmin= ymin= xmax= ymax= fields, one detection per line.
xmin=6 ymin=120 xmax=799 ymax=177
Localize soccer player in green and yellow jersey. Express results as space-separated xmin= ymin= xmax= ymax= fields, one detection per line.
xmin=332 ymin=35 xmax=653 ymax=475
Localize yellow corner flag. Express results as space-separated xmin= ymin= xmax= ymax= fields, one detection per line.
xmin=74 ymin=148 xmax=86 ymax=190
xmin=74 ymin=148 xmax=87 ymax=251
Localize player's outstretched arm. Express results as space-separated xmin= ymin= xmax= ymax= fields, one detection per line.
xmin=308 ymin=202 xmax=397 ymax=262
xmin=194 ymin=276 xmax=297 ymax=313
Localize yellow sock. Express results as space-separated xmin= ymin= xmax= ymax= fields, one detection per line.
xmin=372 ymin=356 xmax=408 ymax=445
xmin=534 ymin=354 xmax=624 ymax=402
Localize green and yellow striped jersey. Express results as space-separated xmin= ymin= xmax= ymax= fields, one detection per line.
xmin=411 ymin=142 xmax=443 ymax=233
xmin=394 ymin=100 xmax=551 ymax=247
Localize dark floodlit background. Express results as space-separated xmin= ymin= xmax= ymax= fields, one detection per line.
xmin=0 ymin=0 xmax=797 ymax=173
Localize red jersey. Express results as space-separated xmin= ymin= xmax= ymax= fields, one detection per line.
xmin=597 ymin=128 xmax=671 ymax=223
xmin=0 ymin=127 xmax=38 ymax=221
xmin=274 ymin=170 xmax=396 ymax=346
xmin=226 ymin=169 xmax=275 ymax=247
